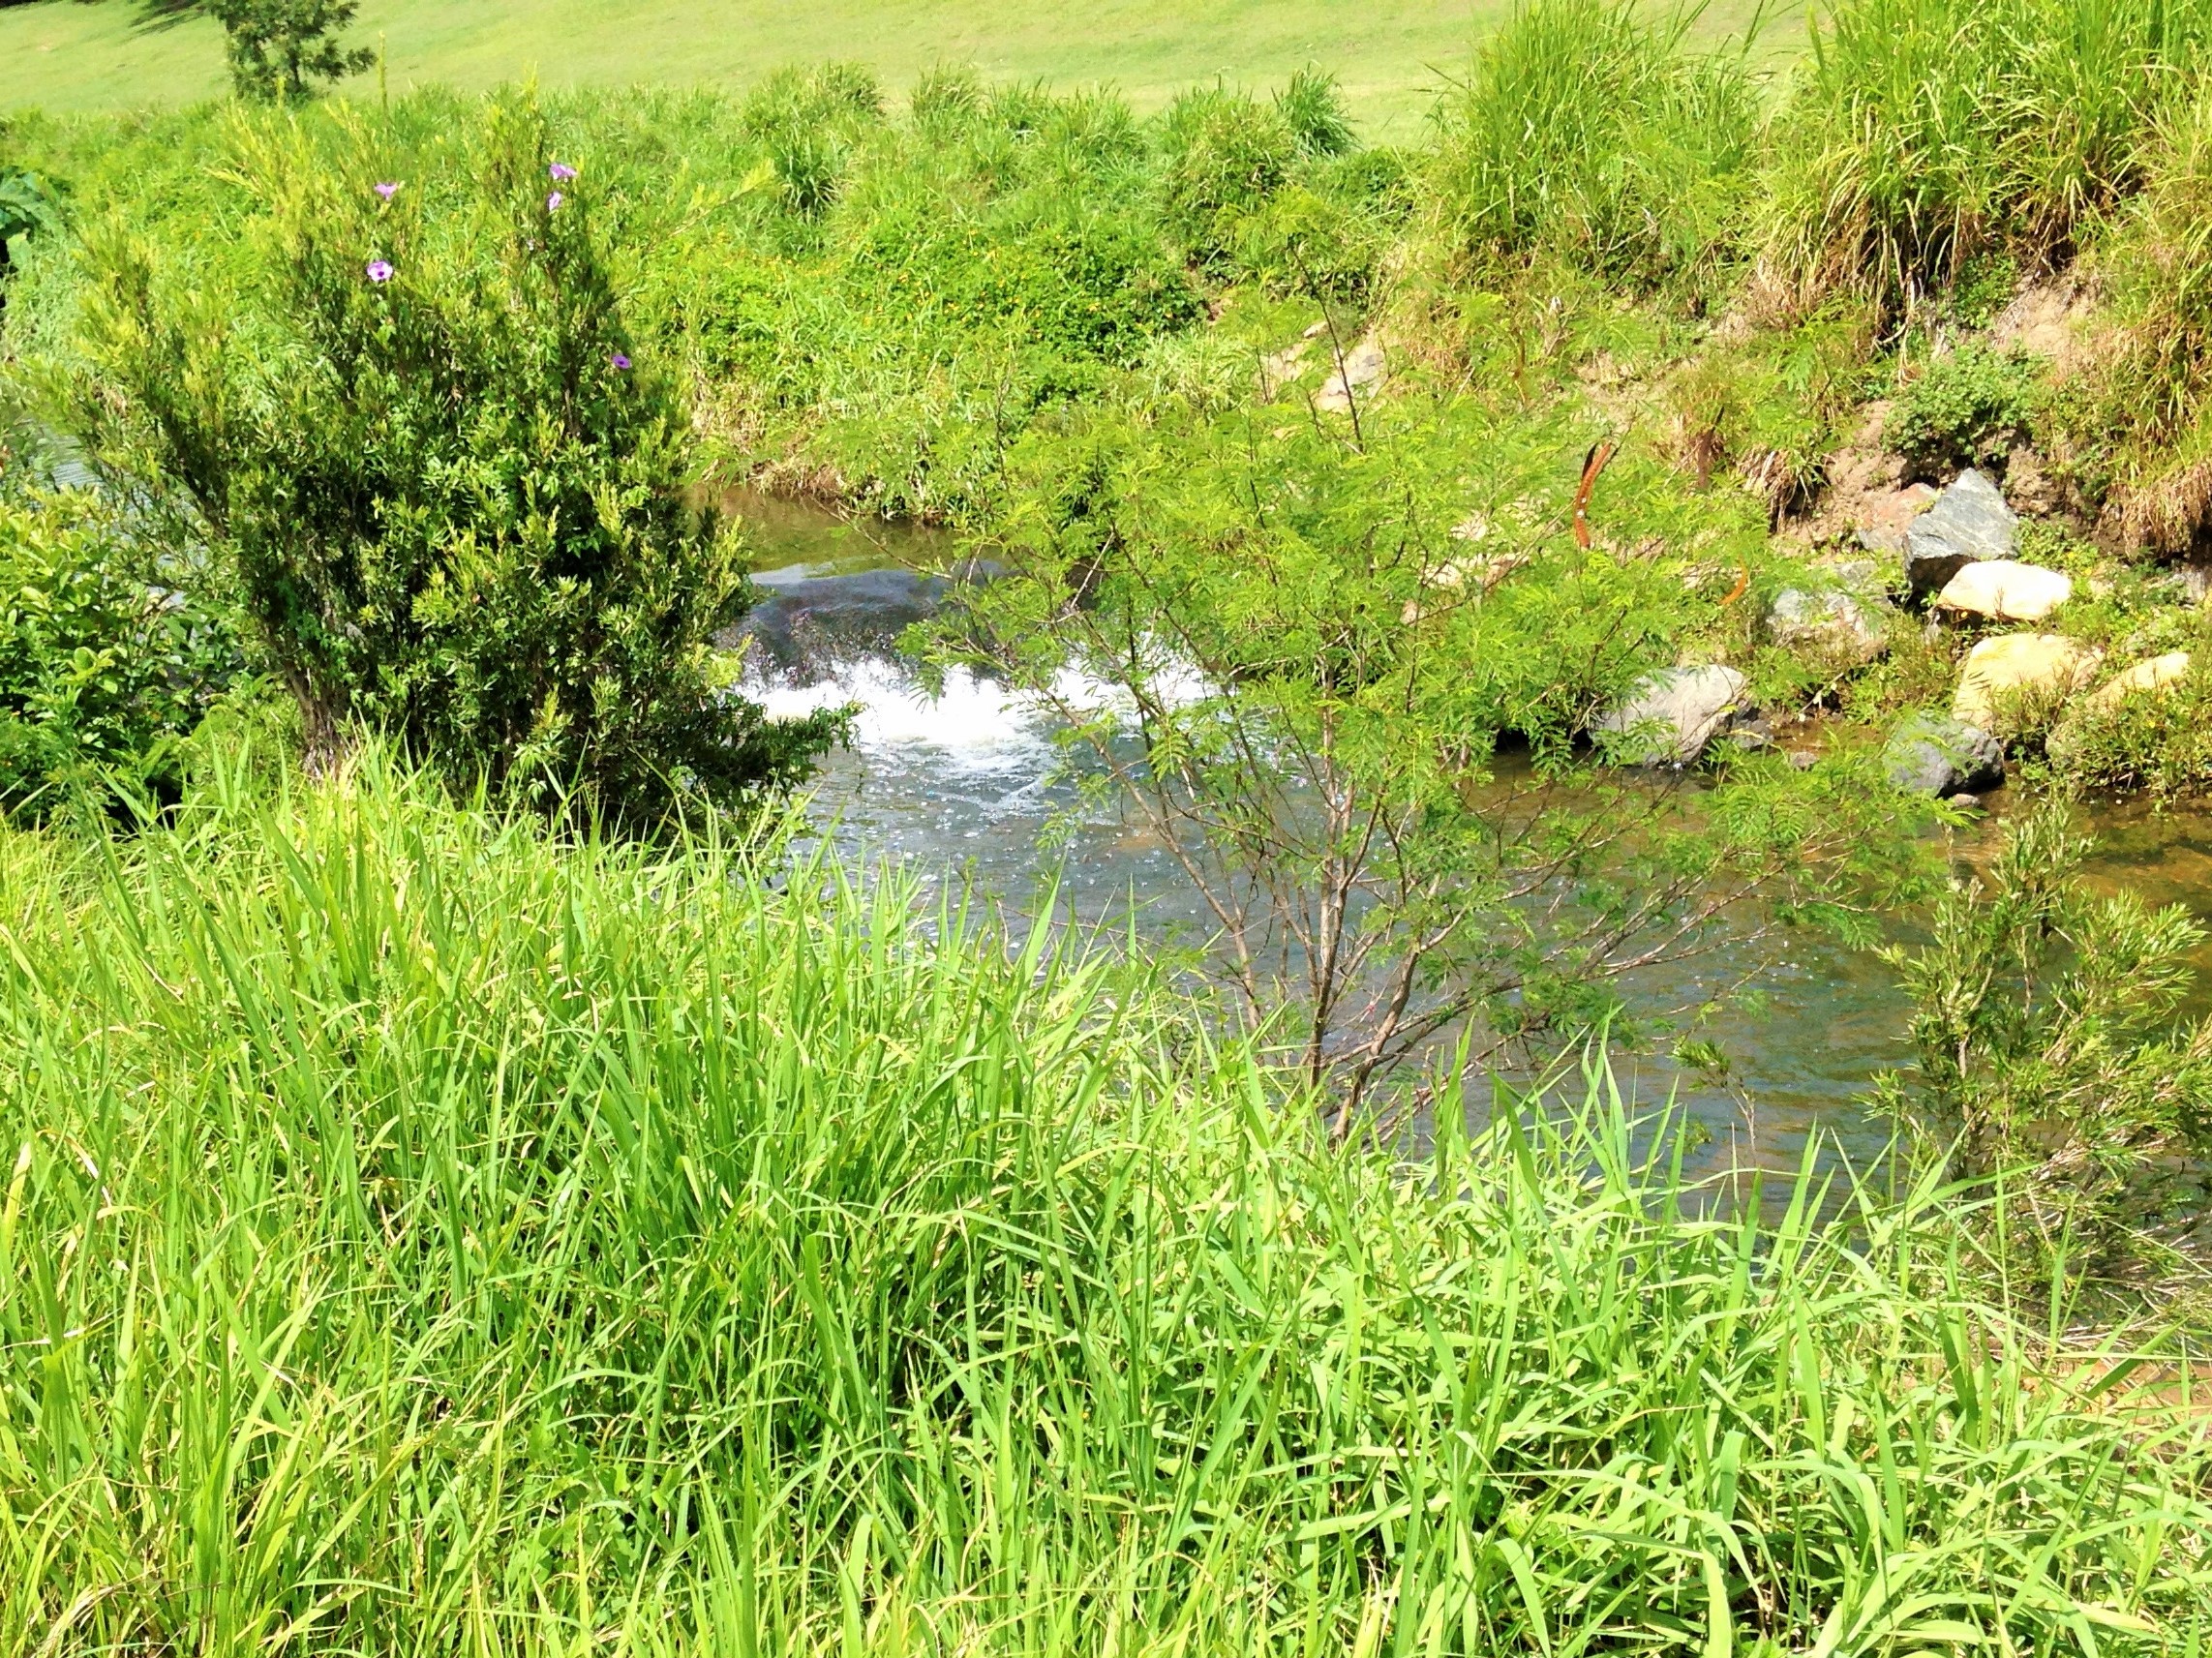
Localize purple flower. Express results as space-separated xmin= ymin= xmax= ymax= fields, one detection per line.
xmin=373 ymin=181 xmax=400 ymax=200
xmin=611 ymin=351 xmax=632 ymax=370
xmin=547 ymin=191 xmax=564 ymax=211
xmin=549 ymin=162 xmax=578 ymax=182
xmin=366 ymin=259 xmax=394 ymax=284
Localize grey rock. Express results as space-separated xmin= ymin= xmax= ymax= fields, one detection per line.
xmin=720 ymin=565 xmax=987 ymax=674
xmin=1595 ymin=665 xmax=1750 ymax=766
xmin=1884 ymin=711 xmax=2005 ymax=796
xmin=1768 ymin=586 xmax=1888 ymax=663
xmin=1904 ymin=468 xmax=2017 ymax=595
xmin=1315 ymin=338 xmax=1386 ymax=413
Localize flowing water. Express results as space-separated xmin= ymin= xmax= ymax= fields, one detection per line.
xmin=729 ymin=495 xmax=2212 ymax=1176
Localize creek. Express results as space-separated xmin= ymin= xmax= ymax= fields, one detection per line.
xmin=727 ymin=494 xmax=2212 ymax=1177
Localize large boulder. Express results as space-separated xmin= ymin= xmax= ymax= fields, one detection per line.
xmin=2086 ymin=649 xmax=2193 ymax=712
xmin=1933 ymin=559 xmax=2073 ymax=622
xmin=1884 ymin=712 xmax=2006 ymax=796
xmin=1952 ymin=632 xmax=2104 ymax=730
xmin=1768 ymin=586 xmax=1888 ymax=663
xmin=1905 ymin=468 xmax=2017 ymax=595
xmin=1595 ymin=665 xmax=1749 ymax=765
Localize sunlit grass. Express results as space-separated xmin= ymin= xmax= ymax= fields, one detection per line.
xmin=0 ymin=0 xmax=1786 ymax=132
xmin=0 ymin=744 xmax=2202 ymax=1651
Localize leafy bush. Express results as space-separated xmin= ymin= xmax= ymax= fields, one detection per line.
xmin=1156 ymin=87 xmax=1297 ymax=269
xmin=1880 ymin=803 xmax=2212 ymax=1281
xmin=1884 ymin=340 xmax=2040 ymax=476
xmin=69 ymin=95 xmax=840 ymax=823
xmin=207 ymin=0 xmax=375 ymax=103
xmin=1431 ymin=0 xmax=1756 ymax=288
xmin=0 ymin=492 xmax=240 ymax=817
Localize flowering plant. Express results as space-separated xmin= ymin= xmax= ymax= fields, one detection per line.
xmin=72 ymin=92 xmax=838 ymax=821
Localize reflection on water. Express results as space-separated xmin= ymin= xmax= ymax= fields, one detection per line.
xmin=725 ymin=494 xmax=2212 ymax=1179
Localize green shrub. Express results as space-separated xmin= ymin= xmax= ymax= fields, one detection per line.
xmin=68 ymin=94 xmax=840 ymax=823
xmin=1156 ymin=86 xmax=1297 ymax=269
xmin=1273 ymin=66 xmax=1355 ymax=158
xmin=1884 ymin=340 xmax=2040 ymax=476
xmin=1431 ymin=0 xmax=1756 ymax=288
xmin=1880 ymin=802 xmax=2212 ymax=1281
xmin=0 ymin=492 xmax=240 ymax=818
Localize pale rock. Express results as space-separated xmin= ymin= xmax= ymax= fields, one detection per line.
xmin=1595 ymin=665 xmax=1749 ymax=765
xmin=1933 ymin=559 xmax=2073 ymax=622
xmin=1315 ymin=338 xmax=1386 ymax=412
xmin=1767 ymin=586 xmax=1888 ymax=663
xmin=1906 ymin=469 xmax=2017 ymax=594
xmin=1951 ymin=633 xmax=2104 ymax=729
xmin=2087 ymin=650 xmax=2192 ymax=712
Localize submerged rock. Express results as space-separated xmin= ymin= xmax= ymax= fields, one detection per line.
xmin=1952 ymin=632 xmax=2104 ymax=729
xmin=1933 ymin=559 xmax=2072 ymax=622
xmin=1905 ymin=469 xmax=2017 ymax=595
xmin=1768 ymin=586 xmax=1888 ymax=663
xmin=723 ymin=567 xmax=956 ymax=673
xmin=1595 ymin=665 xmax=1749 ymax=765
xmin=1884 ymin=712 xmax=2005 ymax=796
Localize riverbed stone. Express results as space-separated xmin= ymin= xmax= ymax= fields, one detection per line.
xmin=1595 ymin=665 xmax=1750 ymax=765
xmin=1905 ymin=468 xmax=2017 ymax=595
xmin=1951 ymin=632 xmax=2104 ymax=729
xmin=1315 ymin=338 xmax=1386 ymax=412
xmin=1933 ymin=559 xmax=2073 ymax=622
xmin=1768 ymin=585 xmax=1888 ymax=663
xmin=1884 ymin=712 xmax=2006 ymax=796
xmin=2086 ymin=649 xmax=2193 ymax=711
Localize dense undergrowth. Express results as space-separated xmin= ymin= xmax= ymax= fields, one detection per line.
xmin=0 ymin=748 xmax=2202 ymax=1652
xmin=7 ymin=3 xmax=2212 ymax=1646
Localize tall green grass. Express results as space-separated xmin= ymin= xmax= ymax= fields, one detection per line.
xmin=0 ymin=746 xmax=2204 ymax=1651
xmin=1756 ymin=0 xmax=2212 ymax=318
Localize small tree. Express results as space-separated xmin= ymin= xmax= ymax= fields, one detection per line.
xmin=207 ymin=0 xmax=374 ymax=104
xmin=71 ymin=96 xmax=840 ymax=825
xmin=945 ymin=405 xmax=1925 ymax=1124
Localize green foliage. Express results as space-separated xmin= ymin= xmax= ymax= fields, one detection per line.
xmin=1156 ymin=86 xmax=1297 ymax=269
xmin=2048 ymin=651 xmax=2212 ymax=794
xmin=1883 ymin=340 xmax=2040 ymax=476
xmin=1880 ymin=802 xmax=2212 ymax=1278
xmin=1756 ymin=0 xmax=2212 ymax=320
xmin=1273 ymin=66 xmax=1355 ymax=158
xmin=207 ymin=0 xmax=375 ymax=103
xmin=1430 ymin=0 xmax=1757 ymax=289
xmin=0 ymin=491 xmax=240 ymax=818
xmin=0 ymin=751 xmax=2205 ymax=1650
xmin=0 ymin=166 xmax=61 ymax=267
xmin=947 ymin=399 xmax=1931 ymax=1102
xmin=67 ymin=94 xmax=839 ymax=822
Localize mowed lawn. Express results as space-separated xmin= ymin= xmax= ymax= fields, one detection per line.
xmin=0 ymin=0 xmax=1784 ymax=133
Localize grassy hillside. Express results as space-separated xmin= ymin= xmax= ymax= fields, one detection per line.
xmin=0 ymin=0 xmax=1777 ymax=129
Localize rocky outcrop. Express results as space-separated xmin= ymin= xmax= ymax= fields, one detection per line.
xmin=1933 ymin=559 xmax=2072 ymax=622
xmin=1884 ymin=712 xmax=2006 ymax=796
xmin=1906 ymin=469 xmax=2017 ymax=595
xmin=1595 ymin=665 xmax=1749 ymax=765
xmin=1952 ymin=633 xmax=2104 ymax=729
xmin=1768 ymin=586 xmax=1888 ymax=663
